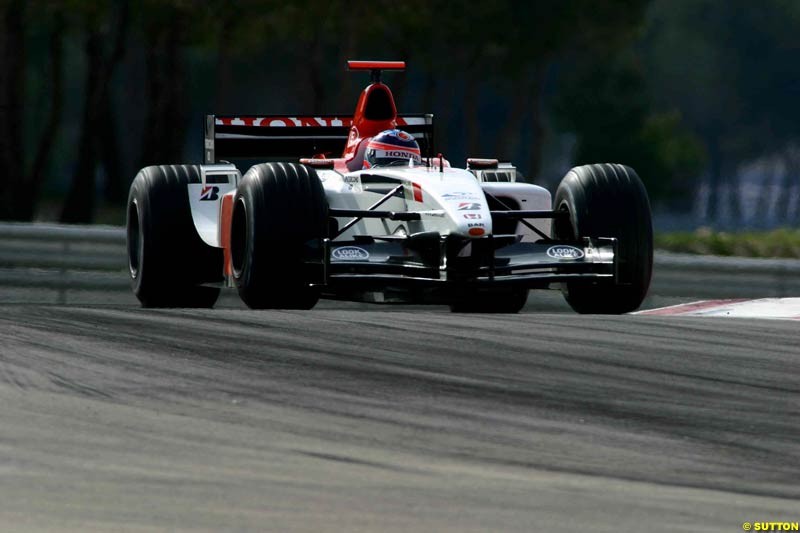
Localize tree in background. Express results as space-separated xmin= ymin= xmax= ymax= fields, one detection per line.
xmin=734 ymin=0 xmax=800 ymax=224
xmin=6 ymin=0 xmax=800 ymax=224
xmin=642 ymin=0 xmax=800 ymax=222
xmin=137 ymin=0 xmax=191 ymax=169
xmin=553 ymin=52 xmax=706 ymax=210
xmin=494 ymin=0 xmax=650 ymax=178
xmin=4 ymin=0 xmax=655 ymax=222
xmin=382 ymin=0 xmax=651 ymax=178
xmin=0 ymin=2 xmax=65 ymax=221
xmin=60 ymin=1 xmax=129 ymax=223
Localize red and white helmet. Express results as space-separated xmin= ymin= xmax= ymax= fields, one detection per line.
xmin=363 ymin=129 xmax=421 ymax=168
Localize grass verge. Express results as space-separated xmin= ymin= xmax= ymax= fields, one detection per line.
xmin=656 ymin=228 xmax=800 ymax=258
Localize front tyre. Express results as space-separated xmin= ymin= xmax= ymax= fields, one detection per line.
xmin=231 ymin=163 xmax=328 ymax=309
xmin=127 ymin=165 xmax=222 ymax=308
xmin=553 ymin=163 xmax=652 ymax=314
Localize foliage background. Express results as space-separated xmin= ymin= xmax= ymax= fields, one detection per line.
xmin=1 ymin=0 xmax=798 ymax=228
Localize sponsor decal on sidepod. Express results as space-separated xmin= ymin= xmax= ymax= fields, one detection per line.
xmin=332 ymin=246 xmax=370 ymax=261
xmin=343 ymin=175 xmax=363 ymax=193
xmin=441 ymin=192 xmax=480 ymax=201
xmin=546 ymin=245 xmax=585 ymax=260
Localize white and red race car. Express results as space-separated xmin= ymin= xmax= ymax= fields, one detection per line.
xmin=126 ymin=61 xmax=652 ymax=313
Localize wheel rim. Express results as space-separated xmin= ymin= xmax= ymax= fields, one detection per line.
xmin=127 ymin=199 xmax=141 ymax=279
xmin=231 ymin=196 xmax=247 ymax=278
xmin=553 ymin=201 xmax=573 ymax=240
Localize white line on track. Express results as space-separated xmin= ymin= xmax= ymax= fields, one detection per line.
xmin=636 ymin=298 xmax=800 ymax=320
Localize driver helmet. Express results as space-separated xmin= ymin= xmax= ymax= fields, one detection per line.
xmin=363 ymin=129 xmax=421 ymax=168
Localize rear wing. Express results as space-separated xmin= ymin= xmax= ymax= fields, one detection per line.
xmin=204 ymin=114 xmax=434 ymax=164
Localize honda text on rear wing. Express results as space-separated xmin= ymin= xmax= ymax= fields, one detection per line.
xmin=204 ymin=114 xmax=434 ymax=163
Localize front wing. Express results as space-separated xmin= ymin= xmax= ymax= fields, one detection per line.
xmin=303 ymin=233 xmax=616 ymax=301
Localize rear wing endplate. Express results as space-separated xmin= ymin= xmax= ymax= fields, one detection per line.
xmin=204 ymin=114 xmax=434 ymax=164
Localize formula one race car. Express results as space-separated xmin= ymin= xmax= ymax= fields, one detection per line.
xmin=126 ymin=61 xmax=653 ymax=313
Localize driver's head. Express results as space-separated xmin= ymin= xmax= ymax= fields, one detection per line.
xmin=363 ymin=129 xmax=421 ymax=168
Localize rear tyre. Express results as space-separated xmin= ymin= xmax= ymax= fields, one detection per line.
xmin=552 ymin=163 xmax=652 ymax=314
xmin=231 ymin=163 xmax=328 ymax=309
xmin=127 ymin=165 xmax=222 ymax=308
xmin=449 ymin=288 xmax=528 ymax=313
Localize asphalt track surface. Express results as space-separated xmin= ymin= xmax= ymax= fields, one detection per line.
xmin=0 ymin=293 xmax=798 ymax=532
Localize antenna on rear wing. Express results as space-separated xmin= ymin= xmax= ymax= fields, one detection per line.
xmin=347 ymin=60 xmax=406 ymax=83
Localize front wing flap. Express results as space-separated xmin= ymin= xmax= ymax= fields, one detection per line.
xmin=306 ymin=234 xmax=616 ymax=291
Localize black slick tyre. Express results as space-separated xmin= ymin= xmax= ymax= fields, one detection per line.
xmin=127 ymin=165 xmax=222 ymax=308
xmin=230 ymin=163 xmax=328 ymax=309
xmin=552 ymin=163 xmax=652 ymax=314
